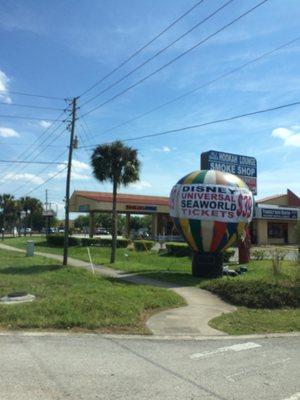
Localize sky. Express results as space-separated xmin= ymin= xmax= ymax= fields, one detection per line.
xmin=0 ymin=0 xmax=300 ymax=218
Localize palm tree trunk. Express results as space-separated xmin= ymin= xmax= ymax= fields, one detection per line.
xmin=24 ymin=211 xmax=27 ymax=236
xmin=30 ymin=212 xmax=33 ymax=236
xmin=110 ymin=180 xmax=118 ymax=263
xmin=2 ymin=214 xmax=5 ymax=241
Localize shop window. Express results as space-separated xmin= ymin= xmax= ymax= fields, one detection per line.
xmin=267 ymin=223 xmax=284 ymax=239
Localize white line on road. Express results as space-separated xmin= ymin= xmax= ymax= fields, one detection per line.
xmin=282 ymin=394 xmax=300 ymax=400
xmin=225 ymin=357 xmax=291 ymax=383
xmin=190 ymin=342 xmax=261 ymax=359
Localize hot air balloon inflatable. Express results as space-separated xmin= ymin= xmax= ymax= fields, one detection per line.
xmin=169 ymin=170 xmax=254 ymax=278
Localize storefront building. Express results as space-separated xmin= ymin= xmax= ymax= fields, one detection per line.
xmin=70 ymin=191 xmax=173 ymax=238
xmin=251 ymin=189 xmax=300 ymax=245
xmin=70 ymin=189 xmax=300 ymax=244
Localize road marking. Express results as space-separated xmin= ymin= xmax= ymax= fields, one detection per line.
xmin=225 ymin=358 xmax=291 ymax=382
xmin=282 ymin=394 xmax=300 ymax=400
xmin=190 ymin=342 xmax=261 ymax=359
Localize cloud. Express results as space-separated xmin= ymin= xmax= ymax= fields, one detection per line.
xmin=72 ymin=159 xmax=90 ymax=171
xmin=0 ymin=70 xmax=12 ymax=103
xmin=39 ymin=120 xmax=52 ymax=128
xmin=71 ymin=171 xmax=91 ymax=180
xmin=153 ymin=146 xmax=172 ymax=152
xmin=272 ymin=127 xmax=300 ymax=147
xmin=2 ymin=173 xmax=43 ymax=185
xmin=0 ymin=127 xmax=20 ymax=137
xmin=129 ymin=180 xmax=152 ymax=190
xmin=49 ymin=159 xmax=91 ymax=181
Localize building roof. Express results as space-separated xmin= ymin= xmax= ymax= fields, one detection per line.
xmin=73 ymin=191 xmax=169 ymax=207
xmin=256 ymin=194 xmax=284 ymax=203
xmin=257 ymin=189 xmax=300 ymax=207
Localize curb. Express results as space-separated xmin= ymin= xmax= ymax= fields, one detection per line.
xmin=0 ymin=330 xmax=299 ymax=341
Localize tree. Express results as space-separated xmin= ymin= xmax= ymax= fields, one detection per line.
xmin=91 ymin=141 xmax=140 ymax=263
xmin=18 ymin=196 xmax=43 ymax=235
xmin=0 ymin=194 xmax=18 ymax=237
xmin=74 ymin=215 xmax=89 ymax=230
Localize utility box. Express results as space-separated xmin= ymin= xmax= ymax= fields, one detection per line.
xmin=26 ymin=241 xmax=34 ymax=257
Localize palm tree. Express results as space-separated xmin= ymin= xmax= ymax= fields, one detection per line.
xmin=91 ymin=141 xmax=140 ymax=263
xmin=28 ymin=197 xmax=43 ymax=235
xmin=19 ymin=196 xmax=43 ymax=235
xmin=0 ymin=194 xmax=16 ymax=239
xmin=19 ymin=196 xmax=31 ymax=236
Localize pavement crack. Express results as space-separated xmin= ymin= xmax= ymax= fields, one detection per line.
xmin=104 ymin=336 xmax=229 ymax=400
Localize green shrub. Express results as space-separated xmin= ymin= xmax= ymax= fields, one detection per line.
xmin=223 ymin=248 xmax=235 ymax=263
xmin=80 ymin=238 xmax=101 ymax=247
xmin=134 ymin=240 xmax=154 ymax=251
xmin=165 ymin=242 xmax=192 ymax=257
xmin=46 ymin=234 xmax=80 ymax=247
xmin=202 ymin=279 xmax=299 ymax=309
xmin=100 ymin=238 xmax=129 ymax=248
xmin=252 ymin=249 xmax=266 ymax=260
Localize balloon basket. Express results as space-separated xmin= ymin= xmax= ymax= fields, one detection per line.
xmin=192 ymin=252 xmax=223 ymax=279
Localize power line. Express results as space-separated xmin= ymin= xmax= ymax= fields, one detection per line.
xmin=81 ymin=0 xmax=269 ymax=117
xmin=0 ymin=142 xmax=67 ymax=148
xmin=12 ymin=149 xmax=68 ymax=195
xmin=79 ymin=0 xmax=205 ymax=98
xmin=89 ymin=35 xmax=300 ymax=140
xmin=81 ymin=0 xmax=234 ymax=107
xmin=20 ymin=166 xmax=68 ymax=197
xmin=0 ymin=123 xmax=68 ymax=185
xmin=7 ymin=126 xmax=68 ymax=179
xmin=79 ymin=117 xmax=96 ymax=148
xmin=0 ymin=110 xmax=67 ymax=181
xmin=0 ymin=160 xmax=67 ymax=165
xmin=0 ymin=113 xmax=65 ymax=122
xmin=0 ymin=89 xmax=66 ymax=101
xmin=79 ymin=99 xmax=300 ymax=148
xmin=0 ymin=101 xmax=65 ymax=111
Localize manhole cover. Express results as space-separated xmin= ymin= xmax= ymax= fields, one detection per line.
xmin=7 ymin=292 xmax=28 ymax=298
xmin=0 ymin=293 xmax=36 ymax=304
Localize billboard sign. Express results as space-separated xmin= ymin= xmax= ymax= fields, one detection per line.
xmin=169 ymin=183 xmax=253 ymax=223
xmin=201 ymin=150 xmax=257 ymax=194
xmin=78 ymin=205 xmax=90 ymax=212
xmin=260 ymin=208 xmax=298 ymax=220
xmin=125 ymin=205 xmax=157 ymax=212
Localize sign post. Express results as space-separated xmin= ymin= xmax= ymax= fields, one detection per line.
xmin=201 ymin=150 xmax=257 ymax=265
xmin=201 ymin=150 xmax=257 ymax=194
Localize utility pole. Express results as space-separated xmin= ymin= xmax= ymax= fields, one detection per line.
xmin=45 ymin=189 xmax=49 ymax=235
xmin=63 ymin=97 xmax=78 ymax=266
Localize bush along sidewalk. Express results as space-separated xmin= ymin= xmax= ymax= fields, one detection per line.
xmin=164 ymin=242 xmax=235 ymax=261
xmin=201 ymin=279 xmax=300 ymax=309
xmin=133 ymin=240 xmax=154 ymax=251
xmin=46 ymin=234 xmax=129 ymax=248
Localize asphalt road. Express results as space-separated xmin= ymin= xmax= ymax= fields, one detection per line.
xmin=0 ymin=333 xmax=299 ymax=400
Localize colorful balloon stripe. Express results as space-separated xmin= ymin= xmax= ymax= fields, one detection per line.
xmin=169 ymin=170 xmax=253 ymax=254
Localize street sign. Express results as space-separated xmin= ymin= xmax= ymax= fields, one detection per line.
xmin=201 ymin=150 xmax=257 ymax=194
xmin=260 ymin=207 xmax=298 ymax=220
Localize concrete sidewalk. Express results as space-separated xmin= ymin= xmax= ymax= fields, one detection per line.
xmin=0 ymin=242 xmax=235 ymax=336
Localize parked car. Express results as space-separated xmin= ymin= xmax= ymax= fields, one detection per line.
xmin=20 ymin=227 xmax=32 ymax=234
xmin=41 ymin=227 xmax=58 ymax=234
xmin=96 ymin=227 xmax=109 ymax=235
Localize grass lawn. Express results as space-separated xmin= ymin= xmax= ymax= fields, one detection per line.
xmin=3 ymin=236 xmax=300 ymax=335
xmin=0 ymin=249 xmax=184 ymax=333
xmin=209 ymin=308 xmax=300 ymax=335
xmin=3 ymin=236 xmax=191 ymax=273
